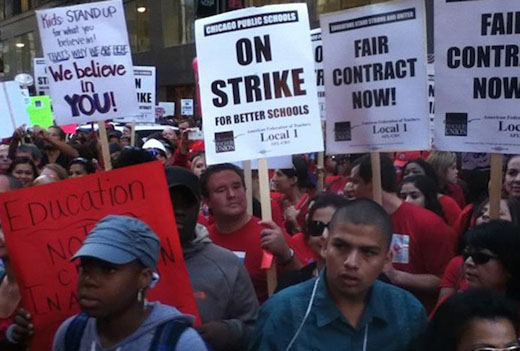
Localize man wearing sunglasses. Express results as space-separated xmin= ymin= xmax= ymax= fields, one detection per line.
xmin=349 ymin=154 xmax=456 ymax=313
xmin=252 ymin=199 xmax=427 ymax=351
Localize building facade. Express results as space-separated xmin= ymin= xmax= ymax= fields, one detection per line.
xmin=0 ymin=0 xmax=433 ymax=117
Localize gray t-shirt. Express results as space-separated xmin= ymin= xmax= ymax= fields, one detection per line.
xmin=52 ymin=302 xmax=208 ymax=351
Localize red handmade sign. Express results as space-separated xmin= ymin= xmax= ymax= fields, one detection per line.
xmin=0 ymin=161 xmax=200 ymax=351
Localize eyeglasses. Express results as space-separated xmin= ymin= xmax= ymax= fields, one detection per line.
xmin=307 ymin=220 xmax=328 ymax=237
xmin=474 ymin=346 xmax=520 ymax=351
xmin=463 ymin=249 xmax=499 ymax=265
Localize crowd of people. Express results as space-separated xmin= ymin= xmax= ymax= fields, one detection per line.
xmin=0 ymin=120 xmax=518 ymax=351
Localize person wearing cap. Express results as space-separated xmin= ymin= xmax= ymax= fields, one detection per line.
xmin=166 ymin=166 xmax=258 ymax=351
xmin=50 ymin=215 xmax=207 ymax=351
xmin=142 ymin=139 xmax=169 ymax=166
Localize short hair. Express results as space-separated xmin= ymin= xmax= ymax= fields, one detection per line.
xmin=420 ymin=289 xmax=520 ymax=351
xmin=328 ymin=198 xmax=393 ymax=246
xmin=7 ymin=156 xmax=39 ymax=178
xmin=426 ymin=151 xmax=457 ymax=186
xmin=280 ymin=155 xmax=315 ymax=189
xmin=305 ymin=193 xmax=349 ymax=237
xmin=466 ymin=220 xmax=520 ymax=300
xmin=353 ymin=154 xmax=397 ymax=193
xmin=17 ymin=144 xmax=42 ymax=163
xmin=113 ymin=148 xmax=155 ymax=169
xmin=43 ymin=163 xmax=68 ymax=180
xmin=178 ymin=118 xmax=195 ymax=128
xmin=69 ymin=157 xmax=96 ymax=174
xmin=200 ymin=163 xmax=245 ymax=198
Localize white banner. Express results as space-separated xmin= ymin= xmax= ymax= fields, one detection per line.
xmin=118 ymin=66 xmax=156 ymax=123
xmin=195 ymin=4 xmax=324 ymax=165
xmin=434 ymin=0 xmax=520 ymax=153
xmin=311 ymin=29 xmax=326 ymax=121
xmin=36 ymin=0 xmax=138 ymax=125
xmin=33 ymin=58 xmax=50 ymax=96
xmin=321 ymin=0 xmax=429 ymax=154
xmin=0 ymin=82 xmax=31 ymax=138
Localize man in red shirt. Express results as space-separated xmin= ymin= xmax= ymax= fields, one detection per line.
xmin=350 ymin=154 xmax=456 ymax=312
xmin=201 ymin=163 xmax=301 ymax=302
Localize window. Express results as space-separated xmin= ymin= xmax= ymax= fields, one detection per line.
xmin=162 ymin=0 xmax=195 ymax=47
xmin=13 ymin=32 xmax=35 ymax=74
xmin=0 ymin=0 xmax=5 ymax=20
xmin=125 ymin=0 xmax=150 ymax=53
xmin=0 ymin=40 xmax=9 ymax=77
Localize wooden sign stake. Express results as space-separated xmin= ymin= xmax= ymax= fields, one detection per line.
xmin=489 ymin=153 xmax=503 ymax=220
xmin=244 ymin=160 xmax=253 ymax=216
xmin=97 ymin=122 xmax=112 ymax=171
xmin=371 ymin=152 xmax=383 ymax=205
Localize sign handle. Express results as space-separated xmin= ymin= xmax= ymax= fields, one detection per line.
xmin=371 ymin=152 xmax=383 ymax=205
xmin=130 ymin=122 xmax=136 ymax=147
xmin=258 ymin=158 xmax=277 ymax=296
xmin=317 ymin=152 xmax=325 ymax=193
xmin=243 ymin=160 xmax=253 ymax=215
xmin=489 ymin=153 xmax=503 ymax=220
xmin=98 ymin=122 xmax=112 ymax=171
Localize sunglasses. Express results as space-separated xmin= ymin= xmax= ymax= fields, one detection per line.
xmin=474 ymin=346 xmax=520 ymax=351
xmin=307 ymin=220 xmax=328 ymax=237
xmin=463 ymin=249 xmax=499 ymax=265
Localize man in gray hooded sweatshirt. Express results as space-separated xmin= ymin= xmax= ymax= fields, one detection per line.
xmin=166 ymin=166 xmax=259 ymax=351
xmin=52 ymin=215 xmax=207 ymax=351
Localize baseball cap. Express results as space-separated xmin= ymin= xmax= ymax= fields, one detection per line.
xmin=71 ymin=215 xmax=160 ymax=269
xmin=165 ymin=166 xmax=201 ymax=202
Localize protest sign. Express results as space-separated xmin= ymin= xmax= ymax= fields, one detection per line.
xmin=28 ymin=96 xmax=54 ymax=129
xmin=311 ymin=29 xmax=326 ymax=121
xmin=0 ymin=162 xmax=200 ymax=351
xmin=156 ymin=102 xmax=175 ymax=119
xmin=0 ymin=81 xmax=31 ymax=138
xmin=195 ymin=4 xmax=324 ymax=165
xmin=118 ymin=66 xmax=156 ymax=122
xmin=321 ymin=0 xmax=429 ymax=154
xmin=181 ymin=98 xmax=194 ymax=116
xmin=235 ymin=155 xmax=293 ymax=169
xmin=33 ymin=58 xmax=51 ymax=96
xmin=434 ymin=0 xmax=520 ymax=153
xmin=36 ymin=0 xmax=138 ymax=125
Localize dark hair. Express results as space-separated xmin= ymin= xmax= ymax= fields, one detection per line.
xmin=49 ymin=126 xmax=66 ymax=141
xmin=473 ymin=196 xmax=520 ymax=227
xmin=113 ymin=148 xmax=155 ymax=169
xmin=69 ymin=157 xmax=96 ymax=174
xmin=353 ymin=154 xmax=397 ymax=193
xmin=304 ymin=193 xmax=349 ymax=237
xmin=328 ymin=198 xmax=393 ymax=247
xmin=399 ymin=175 xmax=445 ymax=220
xmin=419 ymin=289 xmax=519 ymax=351
xmin=7 ymin=156 xmax=39 ymax=179
xmin=466 ymin=220 xmax=520 ymax=300
xmin=280 ymin=156 xmax=315 ymax=190
xmin=17 ymin=144 xmax=42 ymax=163
xmin=200 ymin=163 xmax=245 ymax=198
xmin=402 ymin=158 xmax=439 ymax=188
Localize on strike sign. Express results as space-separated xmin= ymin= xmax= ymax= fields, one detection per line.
xmin=434 ymin=0 xmax=520 ymax=153
xmin=321 ymin=0 xmax=429 ymax=154
xmin=0 ymin=162 xmax=199 ymax=351
xmin=195 ymin=4 xmax=324 ymax=165
xmin=36 ymin=0 xmax=138 ymax=125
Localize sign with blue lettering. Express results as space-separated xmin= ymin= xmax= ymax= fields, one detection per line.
xmin=434 ymin=0 xmax=520 ymax=153
xmin=36 ymin=0 xmax=138 ymax=125
xmin=321 ymin=0 xmax=429 ymax=154
xmin=195 ymin=4 xmax=324 ymax=165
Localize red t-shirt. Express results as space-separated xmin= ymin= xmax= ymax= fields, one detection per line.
xmin=444 ymin=183 xmax=466 ymax=208
xmin=391 ymin=202 xmax=456 ymax=312
xmin=453 ymin=204 xmax=475 ymax=237
xmin=208 ymin=216 xmax=284 ymax=302
xmin=439 ymin=195 xmax=462 ymax=228
xmin=290 ymin=233 xmax=318 ymax=266
xmin=325 ymin=175 xmax=349 ymax=195
xmin=440 ymin=255 xmax=468 ymax=291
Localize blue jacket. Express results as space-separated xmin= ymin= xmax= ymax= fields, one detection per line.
xmin=251 ymin=271 xmax=427 ymax=351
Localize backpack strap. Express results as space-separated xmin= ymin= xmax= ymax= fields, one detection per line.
xmin=150 ymin=319 xmax=191 ymax=351
xmin=64 ymin=313 xmax=90 ymax=351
